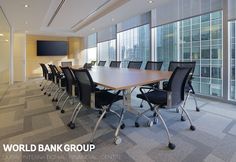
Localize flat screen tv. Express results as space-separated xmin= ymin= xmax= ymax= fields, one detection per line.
xmin=37 ymin=40 xmax=68 ymax=56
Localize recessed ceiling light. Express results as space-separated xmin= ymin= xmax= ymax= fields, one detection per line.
xmin=5 ymin=39 xmax=8 ymax=42
xmin=92 ymin=28 xmax=95 ymax=31
xmin=24 ymin=4 xmax=29 ymax=8
xmin=111 ymin=18 xmax=115 ymax=22
xmin=148 ymin=0 xmax=153 ymax=4
xmin=25 ymin=21 xmax=28 ymax=25
xmin=0 ymin=33 xmax=3 ymax=36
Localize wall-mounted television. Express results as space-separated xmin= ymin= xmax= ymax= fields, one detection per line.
xmin=37 ymin=40 xmax=68 ymax=56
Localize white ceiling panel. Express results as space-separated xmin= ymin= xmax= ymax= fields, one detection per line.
xmin=49 ymin=0 xmax=110 ymax=30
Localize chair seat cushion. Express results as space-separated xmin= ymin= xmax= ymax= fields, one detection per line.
xmin=137 ymin=90 xmax=167 ymax=105
xmin=95 ymin=91 xmax=123 ymax=108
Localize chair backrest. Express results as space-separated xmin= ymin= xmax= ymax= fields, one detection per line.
xmin=72 ymin=68 xmax=95 ymax=106
xmin=83 ymin=63 xmax=92 ymax=69
xmin=48 ymin=64 xmax=58 ymax=82
xmin=127 ymin=61 xmax=142 ymax=69
xmin=109 ymin=61 xmax=121 ymax=68
xmin=40 ymin=63 xmax=49 ymax=78
xmin=91 ymin=61 xmax=96 ymax=66
xmin=39 ymin=63 xmax=46 ymax=78
xmin=60 ymin=67 xmax=76 ymax=96
xmin=98 ymin=61 xmax=106 ymax=66
xmin=53 ymin=65 xmax=61 ymax=75
xmin=145 ymin=61 xmax=163 ymax=70
xmin=166 ymin=67 xmax=192 ymax=106
xmin=168 ymin=61 xmax=196 ymax=73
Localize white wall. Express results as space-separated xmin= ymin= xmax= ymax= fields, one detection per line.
xmin=13 ymin=33 xmax=26 ymax=82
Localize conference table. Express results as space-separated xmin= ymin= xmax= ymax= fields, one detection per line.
xmin=72 ymin=65 xmax=172 ymax=143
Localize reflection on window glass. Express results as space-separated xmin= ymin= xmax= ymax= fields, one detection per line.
xmin=154 ymin=22 xmax=178 ymax=70
xmin=117 ymin=24 xmax=150 ymax=68
xmin=153 ymin=11 xmax=223 ymax=97
xmin=229 ymin=21 xmax=236 ymax=100
xmin=98 ymin=39 xmax=116 ymax=66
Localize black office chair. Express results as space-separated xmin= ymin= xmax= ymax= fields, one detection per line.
xmin=68 ymin=68 xmax=125 ymax=145
xmin=48 ymin=64 xmax=60 ymax=97
xmin=110 ymin=61 xmax=121 ymax=68
xmin=139 ymin=61 xmax=163 ymax=107
xmin=50 ymin=65 xmax=66 ymax=102
xmin=136 ymin=67 xmax=196 ymax=150
xmin=127 ymin=61 xmax=142 ymax=69
xmin=91 ymin=61 xmax=96 ymax=66
xmin=56 ymin=67 xmax=78 ymax=113
xmin=98 ymin=61 xmax=106 ymax=66
xmin=163 ymin=61 xmax=199 ymax=112
xmin=145 ymin=61 xmax=163 ymax=70
xmin=39 ymin=63 xmax=47 ymax=87
xmin=83 ymin=63 xmax=92 ymax=69
xmin=40 ymin=64 xmax=53 ymax=94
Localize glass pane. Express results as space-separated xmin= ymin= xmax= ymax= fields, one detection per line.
xmin=229 ymin=21 xmax=236 ymax=100
xmin=153 ymin=11 xmax=223 ymax=97
xmin=0 ymin=9 xmax=10 ymax=87
xmin=98 ymin=39 xmax=116 ymax=65
xmin=117 ymin=24 xmax=150 ymax=68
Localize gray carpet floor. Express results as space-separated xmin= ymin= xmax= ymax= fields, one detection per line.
xmin=0 ymin=79 xmax=236 ymax=162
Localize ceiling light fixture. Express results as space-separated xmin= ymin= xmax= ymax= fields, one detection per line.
xmin=0 ymin=33 xmax=3 ymax=36
xmin=111 ymin=18 xmax=115 ymax=22
xmin=5 ymin=39 xmax=8 ymax=42
xmin=24 ymin=4 xmax=29 ymax=8
xmin=92 ymin=28 xmax=95 ymax=31
xmin=148 ymin=0 xmax=153 ymax=4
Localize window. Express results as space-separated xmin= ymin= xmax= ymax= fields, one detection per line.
xmin=117 ymin=24 xmax=150 ymax=68
xmin=229 ymin=21 xmax=236 ymax=100
xmin=86 ymin=33 xmax=97 ymax=63
xmin=97 ymin=39 xmax=116 ymax=65
xmin=153 ymin=22 xmax=178 ymax=70
xmin=153 ymin=11 xmax=223 ymax=97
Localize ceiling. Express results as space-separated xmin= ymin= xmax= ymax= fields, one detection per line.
xmin=0 ymin=0 xmax=162 ymax=37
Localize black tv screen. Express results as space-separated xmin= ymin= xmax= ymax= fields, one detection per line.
xmin=37 ymin=40 xmax=68 ymax=56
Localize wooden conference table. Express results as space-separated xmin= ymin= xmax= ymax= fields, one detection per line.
xmin=73 ymin=66 xmax=172 ymax=90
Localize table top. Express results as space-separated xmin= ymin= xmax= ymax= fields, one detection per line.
xmin=72 ymin=66 xmax=172 ymax=90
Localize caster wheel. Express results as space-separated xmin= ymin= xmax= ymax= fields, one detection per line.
xmin=181 ymin=116 xmax=186 ymax=121
xmin=135 ymin=122 xmax=140 ymax=127
xmin=55 ymin=99 xmax=58 ymax=102
xmin=114 ymin=136 xmax=122 ymax=145
xmin=69 ymin=123 xmax=75 ymax=129
xmin=52 ymin=99 xmax=55 ymax=102
xmin=41 ymin=89 xmax=44 ymax=91
xmin=40 ymin=84 xmax=42 ymax=87
xmin=44 ymin=92 xmax=46 ymax=95
xmin=153 ymin=118 xmax=158 ymax=124
xmin=190 ymin=125 xmax=196 ymax=131
xmin=147 ymin=121 xmax=153 ymax=127
xmin=176 ymin=108 xmax=179 ymax=113
xmin=168 ymin=142 xmax=176 ymax=150
xmin=120 ymin=123 xmax=125 ymax=129
xmin=61 ymin=109 xmax=65 ymax=113
xmin=48 ymin=94 xmax=51 ymax=96
xmin=56 ymin=106 xmax=60 ymax=110
xmin=153 ymin=112 xmax=157 ymax=117
xmin=140 ymin=104 xmax=143 ymax=108
xmin=196 ymin=107 xmax=200 ymax=112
